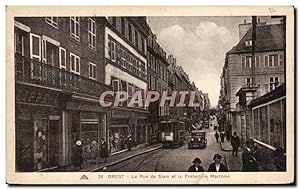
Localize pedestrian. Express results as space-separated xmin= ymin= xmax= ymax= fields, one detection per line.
xmin=127 ymin=134 xmax=132 ymax=151
xmin=231 ymin=132 xmax=240 ymax=157
xmin=220 ymin=131 xmax=225 ymax=143
xmin=214 ymin=131 xmax=219 ymax=143
xmin=188 ymin=157 xmax=205 ymax=172
xmin=72 ymin=140 xmax=83 ymax=170
xmin=242 ymin=139 xmax=261 ymax=171
xmin=226 ymin=130 xmax=231 ymax=142
xmin=100 ymin=138 xmax=109 ymax=163
xmin=90 ymin=140 xmax=98 ymax=164
xmin=207 ymin=154 xmax=228 ymax=172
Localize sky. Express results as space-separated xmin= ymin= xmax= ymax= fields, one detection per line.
xmin=148 ymin=16 xmax=278 ymax=107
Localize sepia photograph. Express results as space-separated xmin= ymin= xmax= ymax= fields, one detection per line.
xmin=6 ymin=6 xmax=295 ymax=184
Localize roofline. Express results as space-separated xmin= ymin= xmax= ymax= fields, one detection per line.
xmin=227 ymin=48 xmax=284 ymax=55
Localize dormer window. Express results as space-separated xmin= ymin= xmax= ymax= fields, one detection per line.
xmin=245 ymin=40 xmax=252 ymax=46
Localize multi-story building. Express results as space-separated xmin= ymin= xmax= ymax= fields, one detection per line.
xmin=147 ymin=30 xmax=169 ymax=143
xmin=104 ymin=17 xmax=150 ymax=153
xmin=220 ymin=18 xmax=285 ymax=134
xmin=14 ymin=17 xmax=111 ymax=171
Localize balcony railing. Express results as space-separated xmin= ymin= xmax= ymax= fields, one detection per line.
xmin=15 ymin=54 xmax=112 ymax=97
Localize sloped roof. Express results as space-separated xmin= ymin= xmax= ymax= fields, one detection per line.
xmin=228 ymin=24 xmax=284 ymax=54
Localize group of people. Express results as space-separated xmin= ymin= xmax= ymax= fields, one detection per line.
xmin=215 ymin=131 xmax=240 ymax=157
xmin=188 ymin=154 xmax=228 ymax=172
xmin=71 ymin=138 xmax=109 ymax=170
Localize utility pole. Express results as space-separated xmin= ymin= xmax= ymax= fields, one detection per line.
xmin=251 ymin=16 xmax=257 ymax=87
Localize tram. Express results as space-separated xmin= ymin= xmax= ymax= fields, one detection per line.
xmin=159 ymin=120 xmax=187 ymax=148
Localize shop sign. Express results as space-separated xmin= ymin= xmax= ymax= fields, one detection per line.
xmin=67 ymin=100 xmax=105 ymax=113
xmin=16 ymin=84 xmax=59 ymax=106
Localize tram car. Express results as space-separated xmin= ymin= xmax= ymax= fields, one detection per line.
xmin=159 ymin=120 xmax=187 ymax=148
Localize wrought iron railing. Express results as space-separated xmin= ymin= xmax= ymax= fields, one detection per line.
xmin=15 ymin=54 xmax=112 ymax=97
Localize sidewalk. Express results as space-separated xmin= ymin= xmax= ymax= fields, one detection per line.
xmin=220 ymin=141 xmax=243 ymax=171
xmin=46 ymin=143 xmax=162 ymax=172
xmin=220 ymin=140 xmax=242 ymax=152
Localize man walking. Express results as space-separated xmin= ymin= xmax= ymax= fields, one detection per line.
xmin=220 ymin=131 xmax=225 ymax=143
xmin=231 ymin=132 xmax=240 ymax=157
xmin=214 ymin=131 xmax=220 ymax=143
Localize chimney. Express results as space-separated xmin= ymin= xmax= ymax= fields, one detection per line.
xmin=238 ymin=19 xmax=252 ymax=40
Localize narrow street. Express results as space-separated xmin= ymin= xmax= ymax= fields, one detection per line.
xmin=105 ymin=119 xmax=228 ymax=172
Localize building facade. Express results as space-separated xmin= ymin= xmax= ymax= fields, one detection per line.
xmin=14 ymin=17 xmax=111 ymax=171
xmin=219 ymin=18 xmax=285 ymax=133
xmin=104 ymin=17 xmax=150 ymax=153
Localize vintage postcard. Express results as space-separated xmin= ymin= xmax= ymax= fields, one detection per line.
xmin=6 ymin=6 xmax=294 ymax=184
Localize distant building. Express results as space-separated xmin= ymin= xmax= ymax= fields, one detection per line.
xmin=147 ymin=28 xmax=169 ymax=143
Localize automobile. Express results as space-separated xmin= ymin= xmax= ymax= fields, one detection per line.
xmin=188 ymin=130 xmax=207 ymax=149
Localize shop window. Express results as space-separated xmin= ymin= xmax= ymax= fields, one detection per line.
xmin=88 ymin=18 xmax=96 ymax=50
xmin=45 ymin=17 xmax=58 ymax=28
xmin=70 ymin=17 xmax=80 ymax=41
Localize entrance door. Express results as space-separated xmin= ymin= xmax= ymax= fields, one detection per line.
xmin=48 ymin=120 xmax=59 ymax=167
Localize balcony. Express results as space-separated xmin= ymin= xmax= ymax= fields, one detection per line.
xmin=15 ymin=54 xmax=112 ymax=98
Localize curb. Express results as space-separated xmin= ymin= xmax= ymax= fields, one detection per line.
xmin=88 ymin=145 xmax=163 ymax=172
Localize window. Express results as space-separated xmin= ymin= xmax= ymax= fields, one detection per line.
xmin=70 ymin=53 xmax=80 ymax=74
xmin=110 ymin=40 xmax=116 ymax=62
xmin=255 ymin=55 xmax=260 ymax=67
xmin=121 ymin=17 xmax=126 ymax=36
xmin=45 ymin=17 xmax=58 ymax=28
xmin=70 ymin=17 xmax=80 ymax=41
xmin=59 ymin=47 xmax=66 ymax=69
xmin=279 ymin=54 xmax=284 ymax=66
xmin=245 ymin=77 xmax=252 ymax=86
xmin=241 ymin=56 xmax=246 ymax=68
xmin=112 ymin=17 xmax=116 ymax=27
xmin=89 ymin=62 xmax=96 ymax=79
xmin=15 ymin=32 xmax=24 ymax=55
xmin=269 ymin=55 xmax=275 ymax=67
xmin=264 ymin=55 xmax=269 ymax=67
xmin=245 ymin=40 xmax=252 ymax=46
xmin=88 ymin=18 xmax=96 ymax=50
xmin=120 ymin=48 xmax=126 ymax=68
xmin=112 ymin=79 xmax=120 ymax=92
xmin=30 ymin=33 xmax=41 ymax=61
xmin=257 ymin=83 xmax=261 ymax=96
xmin=128 ymin=24 xmax=132 ymax=42
xmin=246 ymin=56 xmax=252 ymax=68
xmin=135 ymin=30 xmax=138 ymax=47
xmin=273 ymin=54 xmax=279 ymax=67
xmin=132 ymin=25 xmax=135 ymax=44
xmin=269 ymin=76 xmax=280 ymax=91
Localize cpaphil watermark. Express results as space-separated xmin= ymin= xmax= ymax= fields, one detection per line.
xmin=99 ymin=91 xmax=201 ymax=108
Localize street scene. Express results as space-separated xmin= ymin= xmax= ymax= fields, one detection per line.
xmin=14 ymin=15 xmax=287 ymax=173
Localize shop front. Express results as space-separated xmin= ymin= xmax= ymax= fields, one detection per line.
xmin=15 ymin=84 xmax=63 ymax=172
xmin=109 ymin=109 xmax=130 ymax=154
xmin=66 ymin=98 xmax=108 ymax=162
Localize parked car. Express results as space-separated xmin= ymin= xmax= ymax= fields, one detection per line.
xmin=188 ymin=130 xmax=207 ymax=149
